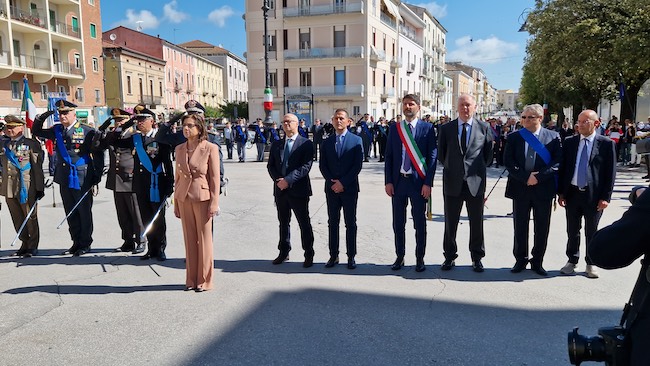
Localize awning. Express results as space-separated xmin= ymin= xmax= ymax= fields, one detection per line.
xmin=381 ymin=0 xmax=403 ymax=22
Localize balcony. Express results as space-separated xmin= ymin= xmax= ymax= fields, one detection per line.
xmin=369 ymin=46 xmax=386 ymax=62
xmin=380 ymin=12 xmax=396 ymax=29
xmin=284 ymin=84 xmax=364 ymax=97
xmin=14 ymin=53 xmax=50 ymax=71
xmin=0 ymin=4 xmax=6 ymax=19
xmin=399 ymin=28 xmax=423 ymax=47
xmin=10 ymin=6 xmax=46 ymax=29
xmin=141 ymin=96 xmax=163 ymax=105
xmin=284 ymin=46 xmax=364 ymax=60
xmin=50 ymin=20 xmax=80 ymax=38
xmin=406 ymin=63 xmax=416 ymax=74
xmin=284 ymin=1 xmax=363 ymax=17
xmin=53 ymin=61 xmax=83 ymax=76
xmin=389 ymin=56 xmax=402 ymax=68
xmin=0 ymin=50 xmax=8 ymax=66
xmin=380 ymin=87 xmax=396 ymax=98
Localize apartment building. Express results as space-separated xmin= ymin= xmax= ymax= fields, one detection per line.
xmin=179 ymin=40 xmax=246 ymax=104
xmin=446 ymin=68 xmax=473 ymax=117
xmin=247 ymin=0 xmax=436 ymax=124
xmin=497 ymin=89 xmax=519 ymax=111
xmin=193 ymin=54 xmax=224 ymax=109
xmin=0 ymin=0 xmax=104 ymax=123
xmin=102 ymin=41 xmax=166 ymax=111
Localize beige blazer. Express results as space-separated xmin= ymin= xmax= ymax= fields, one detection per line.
xmin=174 ymin=140 xmax=220 ymax=211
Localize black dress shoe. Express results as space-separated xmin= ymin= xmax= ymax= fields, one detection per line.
xmin=194 ymin=287 xmax=206 ymax=293
xmin=441 ymin=259 xmax=455 ymax=271
xmin=303 ymin=257 xmax=314 ymax=268
xmin=472 ymin=260 xmax=485 ymax=273
xmin=141 ymin=253 xmax=154 ymax=260
xmin=391 ymin=257 xmax=405 ymax=270
xmin=415 ymin=260 xmax=426 ymax=272
xmin=531 ymin=265 xmax=548 ymax=276
xmin=184 ymin=287 xmax=194 ymax=292
xmin=132 ymin=243 xmax=146 ymax=254
xmin=347 ymin=258 xmax=357 ymax=270
xmin=73 ymin=247 xmax=90 ymax=257
xmin=511 ymin=260 xmax=528 ymax=273
xmin=325 ymin=256 xmax=339 ymax=268
xmin=157 ymin=252 xmax=167 ymax=261
xmin=272 ymin=253 xmax=289 ymax=265
xmin=62 ymin=246 xmax=78 ymax=255
xmin=115 ymin=243 xmax=134 ymax=253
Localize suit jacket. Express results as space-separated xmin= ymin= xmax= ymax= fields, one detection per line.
xmin=504 ymin=127 xmax=562 ymax=201
xmin=558 ymin=134 xmax=616 ymax=205
xmin=0 ymin=136 xmax=45 ymax=198
xmin=95 ymin=127 xmax=136 ymax=192
xmin=319 ymin=132 xmax=363 ymax=195
xmin=267 ymin=135 xmax=314 ymax=198
xmin=384 ymin=119 xmax=437 ymax=188
xmin=174 ymin=140 xmax=220 ymax=212
xmin=438 ymin=118 xmax=493 ymax=197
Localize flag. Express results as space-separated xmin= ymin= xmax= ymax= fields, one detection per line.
xmin=21 ymin=77 xmax=37 ymax=129
xmin=264 ymin=87 xmax=273 ymax=111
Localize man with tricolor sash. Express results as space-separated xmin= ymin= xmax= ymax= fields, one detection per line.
xmin=33 ymin=100 xmax=104 ymax=256
xmin=0 ymin=115 xmax=45 ymax=257
xmin=384 ymin=94 xmax=438 ymax=272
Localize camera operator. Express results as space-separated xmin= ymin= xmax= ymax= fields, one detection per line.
xmin=588 ymin=186 xmax=650 ymax=365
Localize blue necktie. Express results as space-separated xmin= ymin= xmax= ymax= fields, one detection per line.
xmin=577 ymin=139 xmax=589 ymax=188
xmin=402 ymin=124 xmax=414 ymax=172
xmin=336 ymin=134 xmax=344 ymax=157
xmin=282 ymin=139 xmax=293 ymax=175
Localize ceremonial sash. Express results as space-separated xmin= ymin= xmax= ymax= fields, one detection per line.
xmin=255 ymin=125 xmax=267 ymax=144
xmin=54 ymin=124 xmax=90 ymax=190
xmin=396 ymin=121 xmax=426 ymax=179
xmin=236 ymin=126 xmax=246 ymax=142
xmin=269 ymin=128 xmax=280 ymax=141
xmin=4 ymin=144 xmax=31 ymax=204
xmin=299 ymin=127 xmax=308 ymax=138
xmin=361 ymin=122 xmax=372 ymax=139
xmin=519 ymin=128 xmax=551 ymax=165
xmin=133 ymin=134 xmax=163 ymax=202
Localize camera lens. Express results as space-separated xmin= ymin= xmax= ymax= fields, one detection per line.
xmin=568 ymin=327 xmax=607 ymax=364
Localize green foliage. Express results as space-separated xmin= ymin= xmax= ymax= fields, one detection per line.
xmin=521 ymin=0 xmax=650 ymax=119
xmin=217 ymin=101 xmax=249 ymax=121
xmin=204 ymin=105 xmax=221 ymax=118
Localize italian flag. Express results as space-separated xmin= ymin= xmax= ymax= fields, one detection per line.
xmin=263 ymin=87 xmax=273 ymax=111
xmin=21 ymin=76 xmax=37 ymax=129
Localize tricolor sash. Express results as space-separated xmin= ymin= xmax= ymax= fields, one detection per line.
xmin=255 ymin=125 xmax=267 ymax=144
xmin=133 ymin=134 xmax=163 ymax=202
xmin=269 ymin=128 xmax=280 ymax=141
xmin=54 ymin=124 xmax=90 ymax=190
xmin=396 ymin=121 xmax=426 ymax=179
xmin=4 ymin=144 xmax=31 ymax=204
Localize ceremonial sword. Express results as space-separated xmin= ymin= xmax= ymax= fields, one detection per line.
xmin=56 ymin=187 xmax=92 ymax=229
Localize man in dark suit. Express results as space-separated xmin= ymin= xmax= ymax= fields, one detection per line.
xmin=558 ymin=110 xmax=616 ymax=279
xmin=437 ymin=94 xmax=493 ymax=272
xmin=319 ymin=109 xmax=364 ymax=269
xmin=311 ymin=118 xmax=323 ymax=161
xmin=384 ymin=94 xmax=438 ymax=272
xmin=267 ymin=113 xmax=315 ymax=268
xmin=504 ymin=104 xmax=562 ymax=276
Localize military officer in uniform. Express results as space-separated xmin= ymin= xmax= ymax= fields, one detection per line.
xmin=112 ymin=105 xmax=174 ymax=261
xmin=33 ymin=100 xmax=103 ymax=256
xmin=94 ymin=108 xmax=147 ymax=254
xmin=0 ymin=115 xmax=45 ymax=257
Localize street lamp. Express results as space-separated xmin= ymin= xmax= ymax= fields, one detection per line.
xmin=262 ymin=0 xmax=273 ymax=124
xmin=434 ymin=83 xmax=446 ymax=121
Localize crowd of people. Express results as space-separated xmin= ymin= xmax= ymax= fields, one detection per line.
xmin=0 ymin=92 xmax=641 ymax=290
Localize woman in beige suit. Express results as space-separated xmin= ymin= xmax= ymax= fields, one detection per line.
xmin=174 ymin=114 xmax=220 ymax=292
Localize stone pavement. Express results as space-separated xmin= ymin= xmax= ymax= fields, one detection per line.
xmin=0 ymin=147 xmax=645 ymax=365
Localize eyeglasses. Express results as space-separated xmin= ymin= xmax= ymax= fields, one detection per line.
xmin=282 ymin=120 xmax=297 ymax=125
xmin=520 ymin=116 xmax=539 ymax=119
xmin=182 ymin=123 xmax=197 ymax=128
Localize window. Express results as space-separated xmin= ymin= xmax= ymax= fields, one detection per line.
xmin=283 ymin=30 xmax=288 ymax=50
xmin=40 ymin=84 xmax=48 ymax=100
xmin=11 ymin=81 xmax=20 ymax=100
xmin=71 ymin=17 xmax=79 ymax=33
xmin=58 ymin=85 xmax=66 ymax=94
xmin=238 ymin=70 xmax=241 ymax=80
xmin=269 ymin=72 xmax=277 ymax=88
xmin=92 ymin=57 xmax=98 ymax=72
xmin=74 ymin=53 xmax=81 ymax=68
xmin=88 ymin=0 xmax=95 ymax=5
xmin=159 ymin=81 xmax=163 ymax=96
xmin=283 ymin=68 xmax=289 ymax=87
xmin=95 ymin=89 xmax=101 ymax=103
xmin=90 ymin=23 xmax=96 ymax=38
xmin=243 ymin=72 xmax=246 ymax=82
xmin=229 ymin=66 xmax=232 ymax=77
xmin=76 ymin=87 xmax=84 ymax=102
xmin=126 ymin=75 xmax=132 ymax=94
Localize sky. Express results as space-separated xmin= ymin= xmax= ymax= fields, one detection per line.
xmin=100 ymin=0 xmax=535 ymax=91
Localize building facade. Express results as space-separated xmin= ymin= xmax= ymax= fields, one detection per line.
xmin=0 ymin=0 xmax=104 ymax=123
xmin=179 ymin=40 xmax=246 ymax=104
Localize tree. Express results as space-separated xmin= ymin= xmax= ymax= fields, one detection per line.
xmin=217 ymin=101 xmax=249 ymax=121
xmin=521 ymin=0 xmax=650 ymax=121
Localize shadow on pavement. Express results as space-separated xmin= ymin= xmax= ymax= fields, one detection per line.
xmin=3 ymin=284 xmax=184 ymax=295
xmin=181 ymin=288 xmax=616 ymax=366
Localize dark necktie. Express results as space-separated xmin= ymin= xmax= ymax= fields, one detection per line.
xmin=576 ymin=139 xmax=589 ymax=188
xmin=282 ymin=139 xmax=293 ymax=175
xmin=402 ymin=124 xmax=414 ymax=172
xmin=461 ymin=123 xmax=468 ymax=154
xmin=525 ymin=144 xmax=536 ymax=171
xmin=336 ymin=135 xmax=344 ymax=157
